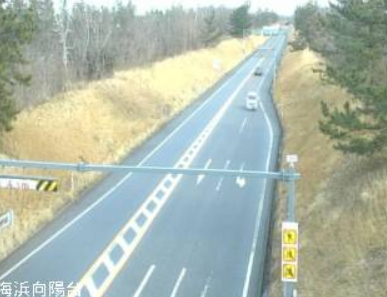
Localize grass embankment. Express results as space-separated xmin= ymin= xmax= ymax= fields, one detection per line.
xmin=0 ymin=36 xmax=266 ymax=261
xmin=269 ymin=48 xmax=387 ymax=296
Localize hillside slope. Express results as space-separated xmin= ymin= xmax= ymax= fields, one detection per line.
xmin=269 ymin=48 xmax=387 ymax=296
xmin=0 ymin=36 xmax=266 ymax=260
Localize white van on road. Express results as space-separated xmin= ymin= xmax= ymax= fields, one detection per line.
xmin=245 ymin=91 xmax=259 ymax=110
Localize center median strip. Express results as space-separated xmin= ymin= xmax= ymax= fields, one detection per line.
xmin=70 ymin=58 xmax=264 ymax=297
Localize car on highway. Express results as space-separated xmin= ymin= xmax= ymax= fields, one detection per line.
xmin=253 ymin=66 xmax=263 ymax=76
xmin=245 ymin=91 xmax=259 ymax=110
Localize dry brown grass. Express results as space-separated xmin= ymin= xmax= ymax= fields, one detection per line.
xmin=0 ymin=36 xmax=266 ymax=261
xmin=269 ymin=47 xmax=387 ymax=296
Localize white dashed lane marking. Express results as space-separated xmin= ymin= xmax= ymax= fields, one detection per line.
xmin=215 ymin=160 xmax=230 ymax=192
xmin=170 ymin=268 xmax=187 ymax=297
xmin=133 ymin=265 xmax=156 ymax=297
xmin=196 ymin=159 xmax=212 ymax=185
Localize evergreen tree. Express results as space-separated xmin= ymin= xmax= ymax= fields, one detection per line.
xmin=291 ymin=1 xmax=331 ymax=52
xmin=319 ymin=0 xmax=387 ymax=155
xmin=229 ymin=3 xmax=251 ymax=37
xmin=0 ymin=0 xmax=35 ymax=134
xmin=292 ymin=2 xmax=319 ymax=50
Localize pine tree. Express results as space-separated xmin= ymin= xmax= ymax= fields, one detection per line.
xmin=292 ymin=2 xmax=320 ymax=50
xmin=229 ymin=3 xmax=251 ymax=37
xmin=0 ymin=0 xmax=35 ymax=134
xmin=318 ymin=0 xmax=387 ymax=156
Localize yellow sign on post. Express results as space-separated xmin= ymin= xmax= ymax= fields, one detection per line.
xmin=283 ymin=247 xmax=297 ymax=262
xmin=283 ymin=264 xmax=297 ymax=280
xmin=281 ymin=222 xmax=298 ymax=283
xmin=283 ymin=229 xmax=297 ymax=244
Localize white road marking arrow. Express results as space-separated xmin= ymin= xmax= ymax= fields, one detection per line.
xmin=236 ymin=163 xmax=247 ymax=188
xmin=236 ymin=177 xmax=246 ymax=188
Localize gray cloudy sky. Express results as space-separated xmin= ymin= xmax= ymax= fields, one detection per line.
xmin=57 ymin=0 xmax=329 ymax=16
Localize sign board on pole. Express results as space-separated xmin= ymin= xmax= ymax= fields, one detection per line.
xmin=0 ymin=210 xmax=13 ymax=231
xmin=286 ymin=155 xmax=298 ymax=165
xmin=0 ymin=175 xmax=59 ymax=192
xmin=282 ymin=221 xmax=298 ymax=283
xmin=212 ymin=59 xmax=221 ymax=71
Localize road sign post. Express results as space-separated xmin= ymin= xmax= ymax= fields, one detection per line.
xmin=283 ymin=155 xmax=298 ymax=297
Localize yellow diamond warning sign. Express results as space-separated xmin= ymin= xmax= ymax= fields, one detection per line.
xmin=283 ymin=229 xmax=297 ymax=244
xmin=283 ymin=247 xmax=297 ymax=262
xmin=282 ymin=222 xmax=298 ymax=245
xmin=282 ymin=264 xmax=297 ymax=281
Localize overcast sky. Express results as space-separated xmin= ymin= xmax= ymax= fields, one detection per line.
xmin=56 ymin=0 xmax=329 ymax=16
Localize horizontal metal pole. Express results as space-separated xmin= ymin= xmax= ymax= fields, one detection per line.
xmin=0 ymin=159 xmax=300 ymax=181
xmin=0 ymin=174 xmax=57 ymax=181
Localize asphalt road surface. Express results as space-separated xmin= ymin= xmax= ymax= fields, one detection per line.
xmin=0 ymin=33 xmax=287 ymax=297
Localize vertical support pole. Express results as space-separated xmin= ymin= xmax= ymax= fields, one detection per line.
xmin=283 ymin=166 xmax=296 ymax=297
xmin=71 ymin=172 xmax=75 ymax=193
xmin=287 ymin=167 xmax=295 ymax=222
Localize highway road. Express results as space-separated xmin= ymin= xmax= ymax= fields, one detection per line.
xmin=0 ymin=33 xmax=287 ymax=297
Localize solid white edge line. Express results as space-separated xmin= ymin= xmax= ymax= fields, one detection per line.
xmin=0 ymin=46 xmax=257 ymax=281
xmin=170 ymin=268 xmax=187 ymax=297
xmin=133 ymin=265 xmax=156 ymax=297
xmin=241 ymin=35 xmax=283 ymax=297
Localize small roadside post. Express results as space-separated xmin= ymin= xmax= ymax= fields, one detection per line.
xmin=0 ymin=210 xmax=14 ymax=232
xmin=283 ymin=154 xmax=299 ymax=297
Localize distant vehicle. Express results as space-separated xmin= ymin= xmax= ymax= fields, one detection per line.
xmin=245 ymin=92 xmax=259 ymax=110
xmin=254 ymin=66 xmax=263 ymax=76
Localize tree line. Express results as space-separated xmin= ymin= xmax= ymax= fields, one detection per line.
xmin=0 ymin=0 xmax=278 ymax=138
xmin=293 ymin=0 xmax=387 ymax=156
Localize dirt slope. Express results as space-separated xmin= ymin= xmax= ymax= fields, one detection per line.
xmin=0 ymin=36 xmax=266 ymax=260
xmin=269 ymin=47 xmax=387 ymax=296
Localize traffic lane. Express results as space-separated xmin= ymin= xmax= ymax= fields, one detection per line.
xmin=0 ymin=38 xmax=272 ymax=284
xmin=104 ymin=86 xmax=272 ymax=296
xmin=104 ymin=174 xmax=268 ymax=297
xmin=154 ymin=80 xmax=275 ymax=297
xmin=102 ymin=85 xmax=266 ymax=296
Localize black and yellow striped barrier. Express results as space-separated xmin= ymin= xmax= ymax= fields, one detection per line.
xmin=36 ymin=179 xmax=59 ymax=192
